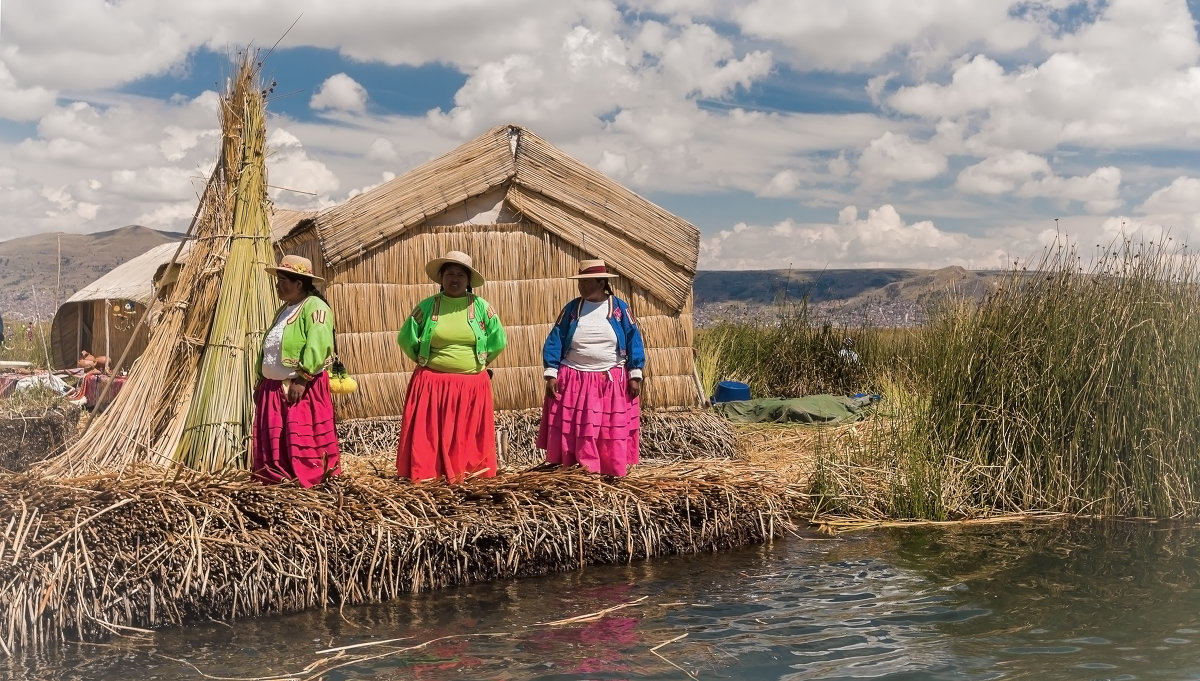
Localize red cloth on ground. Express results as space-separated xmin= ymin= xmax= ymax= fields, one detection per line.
xmin=537 ymin=365 xmax=641 ymax=477
xmin=82 ymin=373 xmax=125 ymax=407
xmin=397 ymin=367 xmax=497 ymax=482
xmin=252 ymin=373 xmax=341 ymax=487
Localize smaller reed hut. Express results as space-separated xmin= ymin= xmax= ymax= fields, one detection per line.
xmin=278 ymin=124 xmax=702 ymax=420
xmin=49 ymin=242 xmax=178 ymax=372
xmin=49 ymin=210 xmax=314 ymax=372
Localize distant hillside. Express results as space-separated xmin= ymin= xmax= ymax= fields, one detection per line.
xmin=0 ymin=224 xmax=1009 ymax=329
xmin=0 ymin=225 xmax=183 ymax=320
xmin=694 ymin=266 xmax=1009 ymax=327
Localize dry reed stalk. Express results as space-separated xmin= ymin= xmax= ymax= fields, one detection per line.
xmin=37 ymin=53 xmax=271 ymax=477
xmin=174 ymin=53 xmax=277 ymax=472
xmin=0 ymin=461 xmax=804 ymax=653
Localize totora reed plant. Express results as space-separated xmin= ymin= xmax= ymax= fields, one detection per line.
xmin=813 ymin=234 xmax=1200 ymax=520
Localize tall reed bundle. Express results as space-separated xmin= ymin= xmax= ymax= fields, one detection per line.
xmin=174 ymin=56 xmax=277 ymax=471
xmin=0 ymin=463 xmax=805 ymax=652
xmin=38 ymin=53 xmax=273 ymax=477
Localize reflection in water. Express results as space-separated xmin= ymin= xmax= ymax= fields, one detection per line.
xmin=6 ymin=519 xmax=1200 ymax=680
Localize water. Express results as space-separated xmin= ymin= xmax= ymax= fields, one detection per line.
xmin=6 ymin=518 xmax=1200 ymax=680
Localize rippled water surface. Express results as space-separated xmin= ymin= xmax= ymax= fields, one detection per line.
xmin=8 ymin=518 xmax=1200 ymax=680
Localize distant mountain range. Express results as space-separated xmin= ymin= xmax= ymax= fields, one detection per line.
xmin=0 ymin=225 xmax=183 ymax=321
xmin=0 ymin=226 xmax=1008 ymax=326
xmin=692 ymin=267 xmax=1008 ymax=327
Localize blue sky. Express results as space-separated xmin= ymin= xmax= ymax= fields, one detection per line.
xmin=3 ymin=0 xmax=1200 ymax=270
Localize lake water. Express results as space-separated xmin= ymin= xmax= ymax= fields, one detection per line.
xmin=5 ymin=518 xmax=1200 ymax=680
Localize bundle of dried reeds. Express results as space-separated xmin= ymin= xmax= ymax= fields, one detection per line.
xmin=331 ymin=409 xmax=736 ymax=467
xmin=38 ymin=52 xmax=275 ymax=477
xmin=0 ymin=462 xmax=805 ymax=652
xmin=174 ymin=56 xmax=277 ymax=471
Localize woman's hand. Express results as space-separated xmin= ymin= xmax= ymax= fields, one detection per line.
xmin=627 ymin=377 xmax=642 ymax=399
xmin=286 ymin=377 xmax=308 ymax=404
xmin=545 ymin=377 xmax=559 ymax=398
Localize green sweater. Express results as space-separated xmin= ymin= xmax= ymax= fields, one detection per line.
xmin=397 ymin=293 xmax=506 ymax=373
xmin=258 ymin=296 xmax=335 ymax=380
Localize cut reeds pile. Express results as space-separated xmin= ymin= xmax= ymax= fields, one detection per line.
xmin=334 ymin=409 xmax=737 ymax=466
xmin=0 ymin=403 xmax=80 ymax=473
xmin=0 ymin=463 xmax=805 ymax=652
xmin=38 ymin=52 xmax=277 ymax=477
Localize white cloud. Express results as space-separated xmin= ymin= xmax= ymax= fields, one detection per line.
xmin=0 ymin=0 xmax=1197 ymax=273
xmin=1017 ymin=165 xmax=1123 ymax=213
xmin=856 ymin=132 xmax=947 ymax=187
xmin=956 ymin=151 xmax=1052 ymax=195
xmin=1139 ymin=176 xmax=1200 ymax=214
xmin=310 ymin=74 xmax=368 ymax=113
xmin=701 ymin=203 xmax=1006 ymax=269
xmin=366 ymin=137 xmax=398 ymax=163
xmin=0 ymin=63 xmax=57 ymax=121
xmin=734 ymin=0 xmax=1043 ymax=71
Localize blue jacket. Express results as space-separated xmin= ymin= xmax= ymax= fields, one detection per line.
xmin=543 ymin=295 xmax=646 ymax=375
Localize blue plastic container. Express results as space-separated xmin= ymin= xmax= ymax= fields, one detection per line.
xmin=712 ymin=380 xmax=751 ymax=404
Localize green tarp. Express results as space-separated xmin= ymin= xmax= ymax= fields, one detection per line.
xmin=712 ymin=394 xmax=876 ymax=424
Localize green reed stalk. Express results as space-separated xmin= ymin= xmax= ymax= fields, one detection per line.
xmin=909 ymin=236 xmax=1200 ymax=517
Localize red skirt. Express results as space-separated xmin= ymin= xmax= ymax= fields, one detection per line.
xmin=252 ymin=373 xmax=341 ymax=487
xmin=537 ymin=365 xmax=640 ymax=477
xmin=397 ymin=367 xmax=497 ymax=482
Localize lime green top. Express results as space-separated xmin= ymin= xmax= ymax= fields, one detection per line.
xmin=426 ymin=295 xmax=478 ymax=373
xmin=397 ymin=293 xmax=506 ymax=374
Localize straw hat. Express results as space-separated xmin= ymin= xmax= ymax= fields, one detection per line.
xmin=265 ymin=254 xmax=324 ymax=282
xmin=426 ymin=250 xmax=485 ymax=288
xmin=567 ymin=259 xmax=619 ymax=279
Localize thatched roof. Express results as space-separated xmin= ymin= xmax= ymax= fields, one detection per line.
xmin=64 ymin=242 xmax=180 ymax=305
xmin=311 ymin=124 xmax=699 ymax=312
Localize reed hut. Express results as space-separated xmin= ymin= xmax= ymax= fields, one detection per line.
xmin=278 ymin=124 xmax=701 ymax=420
xmin=48 ymin=210 xmax=314 ymax=373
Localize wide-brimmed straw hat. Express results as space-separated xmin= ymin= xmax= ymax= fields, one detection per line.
xmin=567 ymin=259 xmax=619 ymax=279
xmin=265 ymin=254 xmax=324 ymax=282
xmin=426 ymin=250 xmax=485 ymax=288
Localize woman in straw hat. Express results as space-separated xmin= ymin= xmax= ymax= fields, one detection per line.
xmin=538 ymin=259 xmax=645 ymax=477
xmin=396 ymin=250 xmax=507 ymax=482
xmin=252 ymin=254 xmax=341 ymax=487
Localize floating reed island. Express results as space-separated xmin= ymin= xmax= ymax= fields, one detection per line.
xmin=0 ymin=460 xmax=806 ymax=652
xmin=0 ymin=51 xmax=805 ymax=656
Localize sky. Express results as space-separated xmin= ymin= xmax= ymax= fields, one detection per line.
xmin=2 ymin=0 xmax=1200 ymax=271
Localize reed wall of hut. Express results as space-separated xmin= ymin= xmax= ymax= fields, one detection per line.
xmin=275 ymin=124 xmax=701 ymax=420
xmin=278 ymin=221 xmax=699 ymax=419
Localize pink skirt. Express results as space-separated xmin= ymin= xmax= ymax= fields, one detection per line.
xmin=397 ymin=367 xmax=498 ymax=482
xmin=252 ymin=373 xmax=341 ymax=487
xmin=538 ymin=365 xmax=640 ymax=476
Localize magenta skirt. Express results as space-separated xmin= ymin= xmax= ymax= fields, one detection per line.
xmin=537 ymin=365 xmax=641 ymax=477
xmin=397 ymin=367 xmax=498 ymax=483
xmin=252 ymin=373 xmax=341 ymax=487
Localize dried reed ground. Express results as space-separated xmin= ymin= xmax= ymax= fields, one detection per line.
xmin=0 ymin=438 xmax=804 ymax=653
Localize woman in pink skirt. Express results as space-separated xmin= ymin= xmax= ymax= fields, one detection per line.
xmin=252 ymin=254 xmax=341 ymax=487
xmin=538 ymin=259 xmax=645 ymax=477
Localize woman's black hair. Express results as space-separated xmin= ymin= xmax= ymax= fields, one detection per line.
xmin=283 ymin=272 xmax=329 ymax=305
xmin=603 ymin=280 xmax=614 ymax=295
xmin=437 ymin=263 xmax=474 ymax=294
